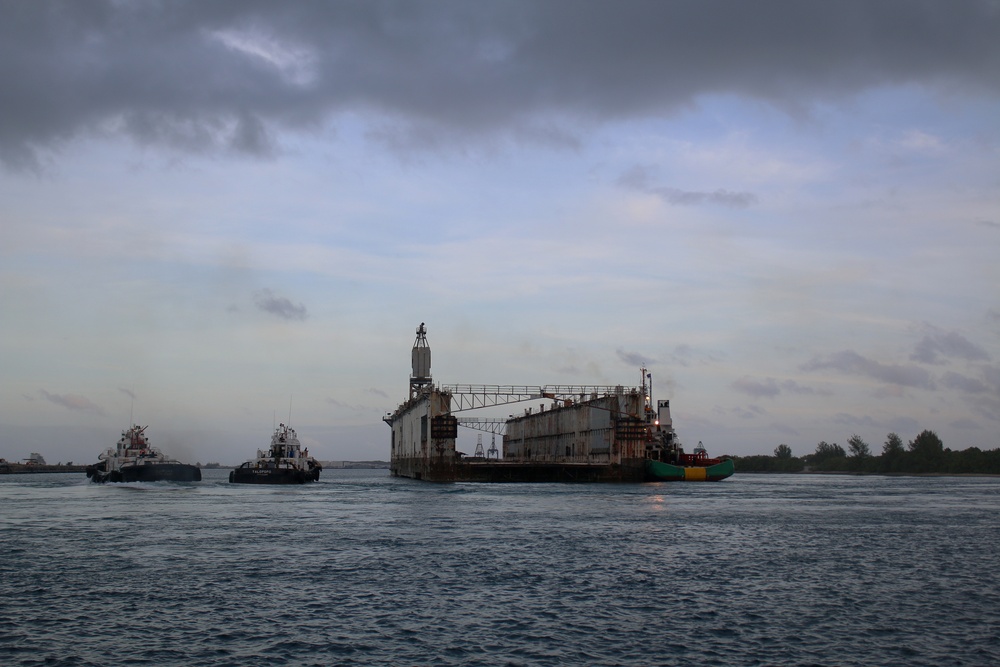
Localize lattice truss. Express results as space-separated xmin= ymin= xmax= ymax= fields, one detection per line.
xmin=444 ymin=383 xmax=642 ymax=435
xmin=441 ymin=384 xmax=637 ymax=412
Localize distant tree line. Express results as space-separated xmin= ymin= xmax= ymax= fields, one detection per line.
xmin=729 ymin=430 xmax=1000 ymax=475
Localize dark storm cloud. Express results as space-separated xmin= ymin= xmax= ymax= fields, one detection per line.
xmin=616 ymin=347 xmax=654 ymax=367
xmin=731 ymin=376 xmax=829 ymax=398
xmin=769 ymin=422 xmax=799 ymax=437
xmin=981 ymin=365 xmax=1000 ymax=395
xmin=2 ymin=0 xmax=998 ymax=169
xmin=940 ymin=371 xmax=989 ymax=394
xmin=971 ymin=396 xmax=1000 ymax=423
xmin=801 ymin=350 xmax=935 ymax=389
xmin=733 ymin=405 xmax=766 ymax=420
xmin=253 ymin=288 xmax=308 ymax=321
xmin=618 ymin=166 xmax=757 ymax=208
xmin=328 ymin=396 xmax=386 ymax=413
xmin=327 ymin=398 xmax=365 ymax=412
xmin=832 ymin=413 xmax=881 ymax=428
xmin=732 ymin=377 xmax=781 ymax=399
xmin=910 ymin=330 xmax=991 ymax=364
xmin=949 ymin=417 xmax=981 ymax=431
xmin=668 ymin=344 xmax=723 ymax=368
xmin=886 ymin=416 xmax=921 ymax=435
xmin=40 ymin=390 xmax=105 ymax=415
xmin=651 ymin=187 xmax=758 ymax=209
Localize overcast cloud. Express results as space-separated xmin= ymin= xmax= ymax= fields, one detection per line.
xmin=40 ymin=390 xmax=106 ymax=416
xmin=1 ymin=1 xmax=998 ymax=464
xmin=3 ymin=1 xmax=999 ymax=170
xmin=254 ymin=289 xmax=309 ymax=321
xmin=911 ymin=329 xmax=992 ymax=364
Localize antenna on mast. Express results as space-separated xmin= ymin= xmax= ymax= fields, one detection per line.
xmin=641 ymin=368 xmax=653 ymax=421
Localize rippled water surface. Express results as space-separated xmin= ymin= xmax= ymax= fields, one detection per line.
xmin=1 ymin=470 xmax=998 ymax=666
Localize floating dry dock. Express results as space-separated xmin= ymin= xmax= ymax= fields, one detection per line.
xmin=384 ymin=324 xmax=732 ymax=483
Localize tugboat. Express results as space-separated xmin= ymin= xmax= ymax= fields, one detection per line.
xmin=644 ymin=400 xmax=734 ymax=482
xmin=645 ymin=439 xmax=734 ymax=481
xmin=229 ymin=423 xmax=322 ymax=484
xmin=86 ymin=425 xmax=202 ymax=483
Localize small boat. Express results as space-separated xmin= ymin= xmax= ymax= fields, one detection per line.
xmin=643 ymin=398 xmax=733 ymax=482
xmin=86 ymin=425 xmax=202 ymax=483
xmin=646 ymin=449 xmax=735 ymax=482
xmin=229 ymin=423 xmax=322 ymax=484
xmin=646 ymin=440 xmax=734 ymax=481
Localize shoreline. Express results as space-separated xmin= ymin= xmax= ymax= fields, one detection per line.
xmin=1 ymin=462 xmax=391 ymax=474
xmin=0 ymin=464 xmax=88 ymax=474
xmin=735 ymin=470 xmax=1000 ymax=478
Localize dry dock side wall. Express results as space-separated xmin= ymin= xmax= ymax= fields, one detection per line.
xmin=453 ymin=459 xmax=647 ymax=482
xmin=389 ymin=389 xmax=458 ymax=481
xmin=389 ymin=388 xmax=651 ymax=482
xmin=503 ymin=393 xmax=648 ymax=464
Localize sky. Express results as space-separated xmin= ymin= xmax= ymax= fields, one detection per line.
xmin=2 ymin=1 xmax=999 ymax=465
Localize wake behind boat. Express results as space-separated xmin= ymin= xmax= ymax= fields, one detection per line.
xmin=86 ymin=425 xmax=201 ymax=483
xmin=229 ymin=423 xmax=322 ymax=484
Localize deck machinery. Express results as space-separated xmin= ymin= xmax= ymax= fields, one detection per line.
xmin=384 ymin=324 xmax=674 ymax=482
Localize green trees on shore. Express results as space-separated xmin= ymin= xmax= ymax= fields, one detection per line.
xmin=729 ymin=430 xmax=1000 ymax=474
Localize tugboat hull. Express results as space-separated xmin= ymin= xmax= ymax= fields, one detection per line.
xmin=87 ymin=463 xmax=202 ymax=483
xmin=229 ymin=466 xmax=320 ymax=484
xmin=229 ymin=423 xmax=322 ymax=485
xmin=644 ymin=458 xmax=734 ymax=482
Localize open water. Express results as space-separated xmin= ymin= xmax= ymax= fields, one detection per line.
xmin=1 ymin=470 xmax=998 ymax=666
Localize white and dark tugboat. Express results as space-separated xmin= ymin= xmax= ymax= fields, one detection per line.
xmin=86 ymin=425 xmax=202 ymax=483
xmin=230 ymin=423 xmax=322 ymax=484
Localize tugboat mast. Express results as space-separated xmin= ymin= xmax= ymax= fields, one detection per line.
xmin=641 ymin=367 xmax=653 ymax=422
